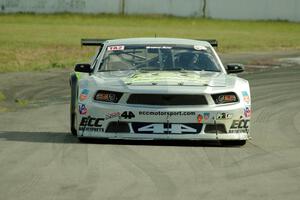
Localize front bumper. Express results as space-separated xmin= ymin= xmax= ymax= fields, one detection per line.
xmin=76 ymin=101 xmax=251 ymax=141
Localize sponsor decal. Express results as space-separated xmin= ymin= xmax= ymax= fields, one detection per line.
xmin=139 ymin=111 xmax=195 ymax=116
xmin=146 ymin=46 xmax=172 ymax=49
xmin=79 ymin=127 xmax=104 ymax=132
xmin=242 ymin=91 xmax=250 ymax=104
xmin=80 ymin=88 xmax=89 ymax=101
xmin=228 ymin=129 xmax=247 ymax=134
xmin=81 ymin=80 xmax=89 ymax=88
xmin=105 ymin=111 xmax=135 ymax=120
xmin=132 ymin=123 xmax=202 ymax=134
xmin=75 ymin=72 xmax=81 ymax=80
xmin=197 ymin=114 xmax=203 ymax=123
xmin=216 ymin=113 xmax=233 ymax=120
xmin=124 ymin=71 xmax=210 ymax=85
xmin=79 ymin=117 xmax=104 ymax=132
xmin=244 ymin=107 xmax=251 ymax=118
xmin=229 ymin=119 xmax=250 ymax=134
xmin=204 ymin=113 xmax=210 ymax=121
xmin=230 ymin=119 xmax=250 ymax=129
xmin=105 ymin=112 xmax=121 ymax=120
xmin=79 ymin=104 xmax=87 ymax=115
xmin=194 ymin=45 xmax=207 ymax=51
xmin=121 ymin=111 xmax=135 ymax=119
xmin=107 ymin=45 xmax=125 ymax=51
xmin=80 ymin=117 xmax=104 ymax=126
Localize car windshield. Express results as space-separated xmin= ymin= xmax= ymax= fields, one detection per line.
xmin=98 ymin=44 xmax=221 ymax=72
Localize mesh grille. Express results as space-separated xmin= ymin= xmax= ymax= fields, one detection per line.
xmin=127 ymin=94 xmax=208 ymax=106
xmin=204 ymin=124 xmax=226 ymax=134
xmin=105 ymin=122 xmax=130 ymax=133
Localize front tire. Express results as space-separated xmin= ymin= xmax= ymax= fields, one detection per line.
xmin=70 ymin=73 xmax=78 ymax=136
xmin=70 ymin=112 xmax=77 ymax=136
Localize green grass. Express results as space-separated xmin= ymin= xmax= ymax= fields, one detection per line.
xmin=0 ymin=91 xmax=7 ymax=112
xmin=0 ymin=13 xmax=299 ymax=72
xmin=0 ymin=91 xmax=5 ymax=102
xmin=14 ymin=98 xmax=29 ymax=107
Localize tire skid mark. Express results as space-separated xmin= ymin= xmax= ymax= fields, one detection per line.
xmin=111 ymin=146 xmax=177 ymax=199
xmin=0 ymin=142 xmax=43 ymax=174
xmin=253 ymin=108 xmax=276 ymax=123
xmin=61 ymin=140 xmax=89 ymax=167
xmin=253 ymin=97 xmax=300 ymax=123
xmin=202 ymin=146 xmax=241 ymax=169
xmin=25 ymin=134 xmax=76 ymax=172
xmin=0 ymin=137 xmax=23 ymax=163
xmin=293 ymin=111 xmax=300 ymax=134
xmin=227 ymin=144 xmax=300 ymax=181
xmin=16 ymin=85 xmax=66 ymax=102
xmin=0 ymin=143 xmax=47 ymax=198
xmin=278 ymin=108 xmax=300 ymax=144
xmin=228 ymin=160 xmax=300 ymax=179
xmin=179 ymin=147 xmax=223 ymax=183
xmin=202 ymin=148 xmax=217 ymax=171
xmin=229 ymin=65 xmax=300 ymax=179
xmin=16 ymin=173 xmax=41 ymax=196
xmin=107 ymin=181 xmax=141 ymax=200
xmin=226 ymin=141 xmax=277 ymax=168
xmin=96 ymin=146 xmax=144 ymax=200
xmin=49 ymin=143 xmax=97 ymax=200
xmin=178 ymin=148 xmax=202 ymax=183
xmin=253 ymin=90 xmax=300 ymax=107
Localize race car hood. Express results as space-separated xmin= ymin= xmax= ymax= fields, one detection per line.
xmin=93 ymin=71 xmax=230 ymax=87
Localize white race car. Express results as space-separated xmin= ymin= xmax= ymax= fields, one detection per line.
xmin=70 ymin=38 xmax=251 ymax=145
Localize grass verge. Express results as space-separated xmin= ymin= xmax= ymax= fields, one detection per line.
xmin=0 ymin=13 xmax=299 ymax=72
xmin=0 ymin=91 xmax=5 ymax=102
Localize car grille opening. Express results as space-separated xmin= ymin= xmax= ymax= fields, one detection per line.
xmin=105 ymin=122 xmax=130 ymax=133
xmin=132 ymin=123 xmax=203 ymax=134
xmin=127 ymin=94 xmax=208 ymax=106
xmin=204 ymin=124 xmax=226 ymax=134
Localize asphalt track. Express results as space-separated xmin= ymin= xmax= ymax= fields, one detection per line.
xmin=0 ymin=66 xmax=300 ymax=200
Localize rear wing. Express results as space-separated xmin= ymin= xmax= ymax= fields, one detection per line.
xmin=81 ymin=38 xmax=218 ymax=47
xmin=198 ymin=39 xmax=218 ymax=47
xmin=81 ymin=39 xmax=108 ymax=46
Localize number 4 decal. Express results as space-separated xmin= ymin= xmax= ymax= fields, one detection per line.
xmin=121 ymin=111 xmax=135 ymax=119
xmin=139 ymin=124 xmax=164 ymax=133
xmin=171 ymin=124 xmax=197 ymax=134
xmin=138 ymin=124 xmax=197 ymax=134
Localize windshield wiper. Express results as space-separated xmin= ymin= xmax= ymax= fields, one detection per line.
xmin=201 ymin=69 xmax=221 ymax=72
xmin=163 ymin=68 xmax=187 ymax=72
xmin=136 ymin=67 xmax=159 ymax=72
xmin=98 ymin=69 xmax=135 ymax=72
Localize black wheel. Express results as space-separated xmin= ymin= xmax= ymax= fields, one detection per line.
xmin=70 ymin=73 xmax=78 ymax=136
xmin=220 ymin=140 xmax=246 ymax=146
xmin=70 ymin=112 xmax=77 ymax=136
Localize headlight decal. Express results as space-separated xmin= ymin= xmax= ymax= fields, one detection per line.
xmin=211 ymin=92 xmax=239 ymax=104
xmin=94 ymin=90 xmax=123 ymax=103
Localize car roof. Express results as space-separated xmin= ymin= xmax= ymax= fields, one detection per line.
xmin=105 ymin=37 xmax=212 ymax=47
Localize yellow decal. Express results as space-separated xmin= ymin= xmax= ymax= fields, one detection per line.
xmin=124 ymin=72 xmax=209 ymax=85
xmin=75 ymin=72 xmax=81 ymax=80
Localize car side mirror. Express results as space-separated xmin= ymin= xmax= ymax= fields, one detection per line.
xmin=74 ymin=63 xmax=92 ymax=73
xmin=227 ymin=64 xmax=244 ymax=74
